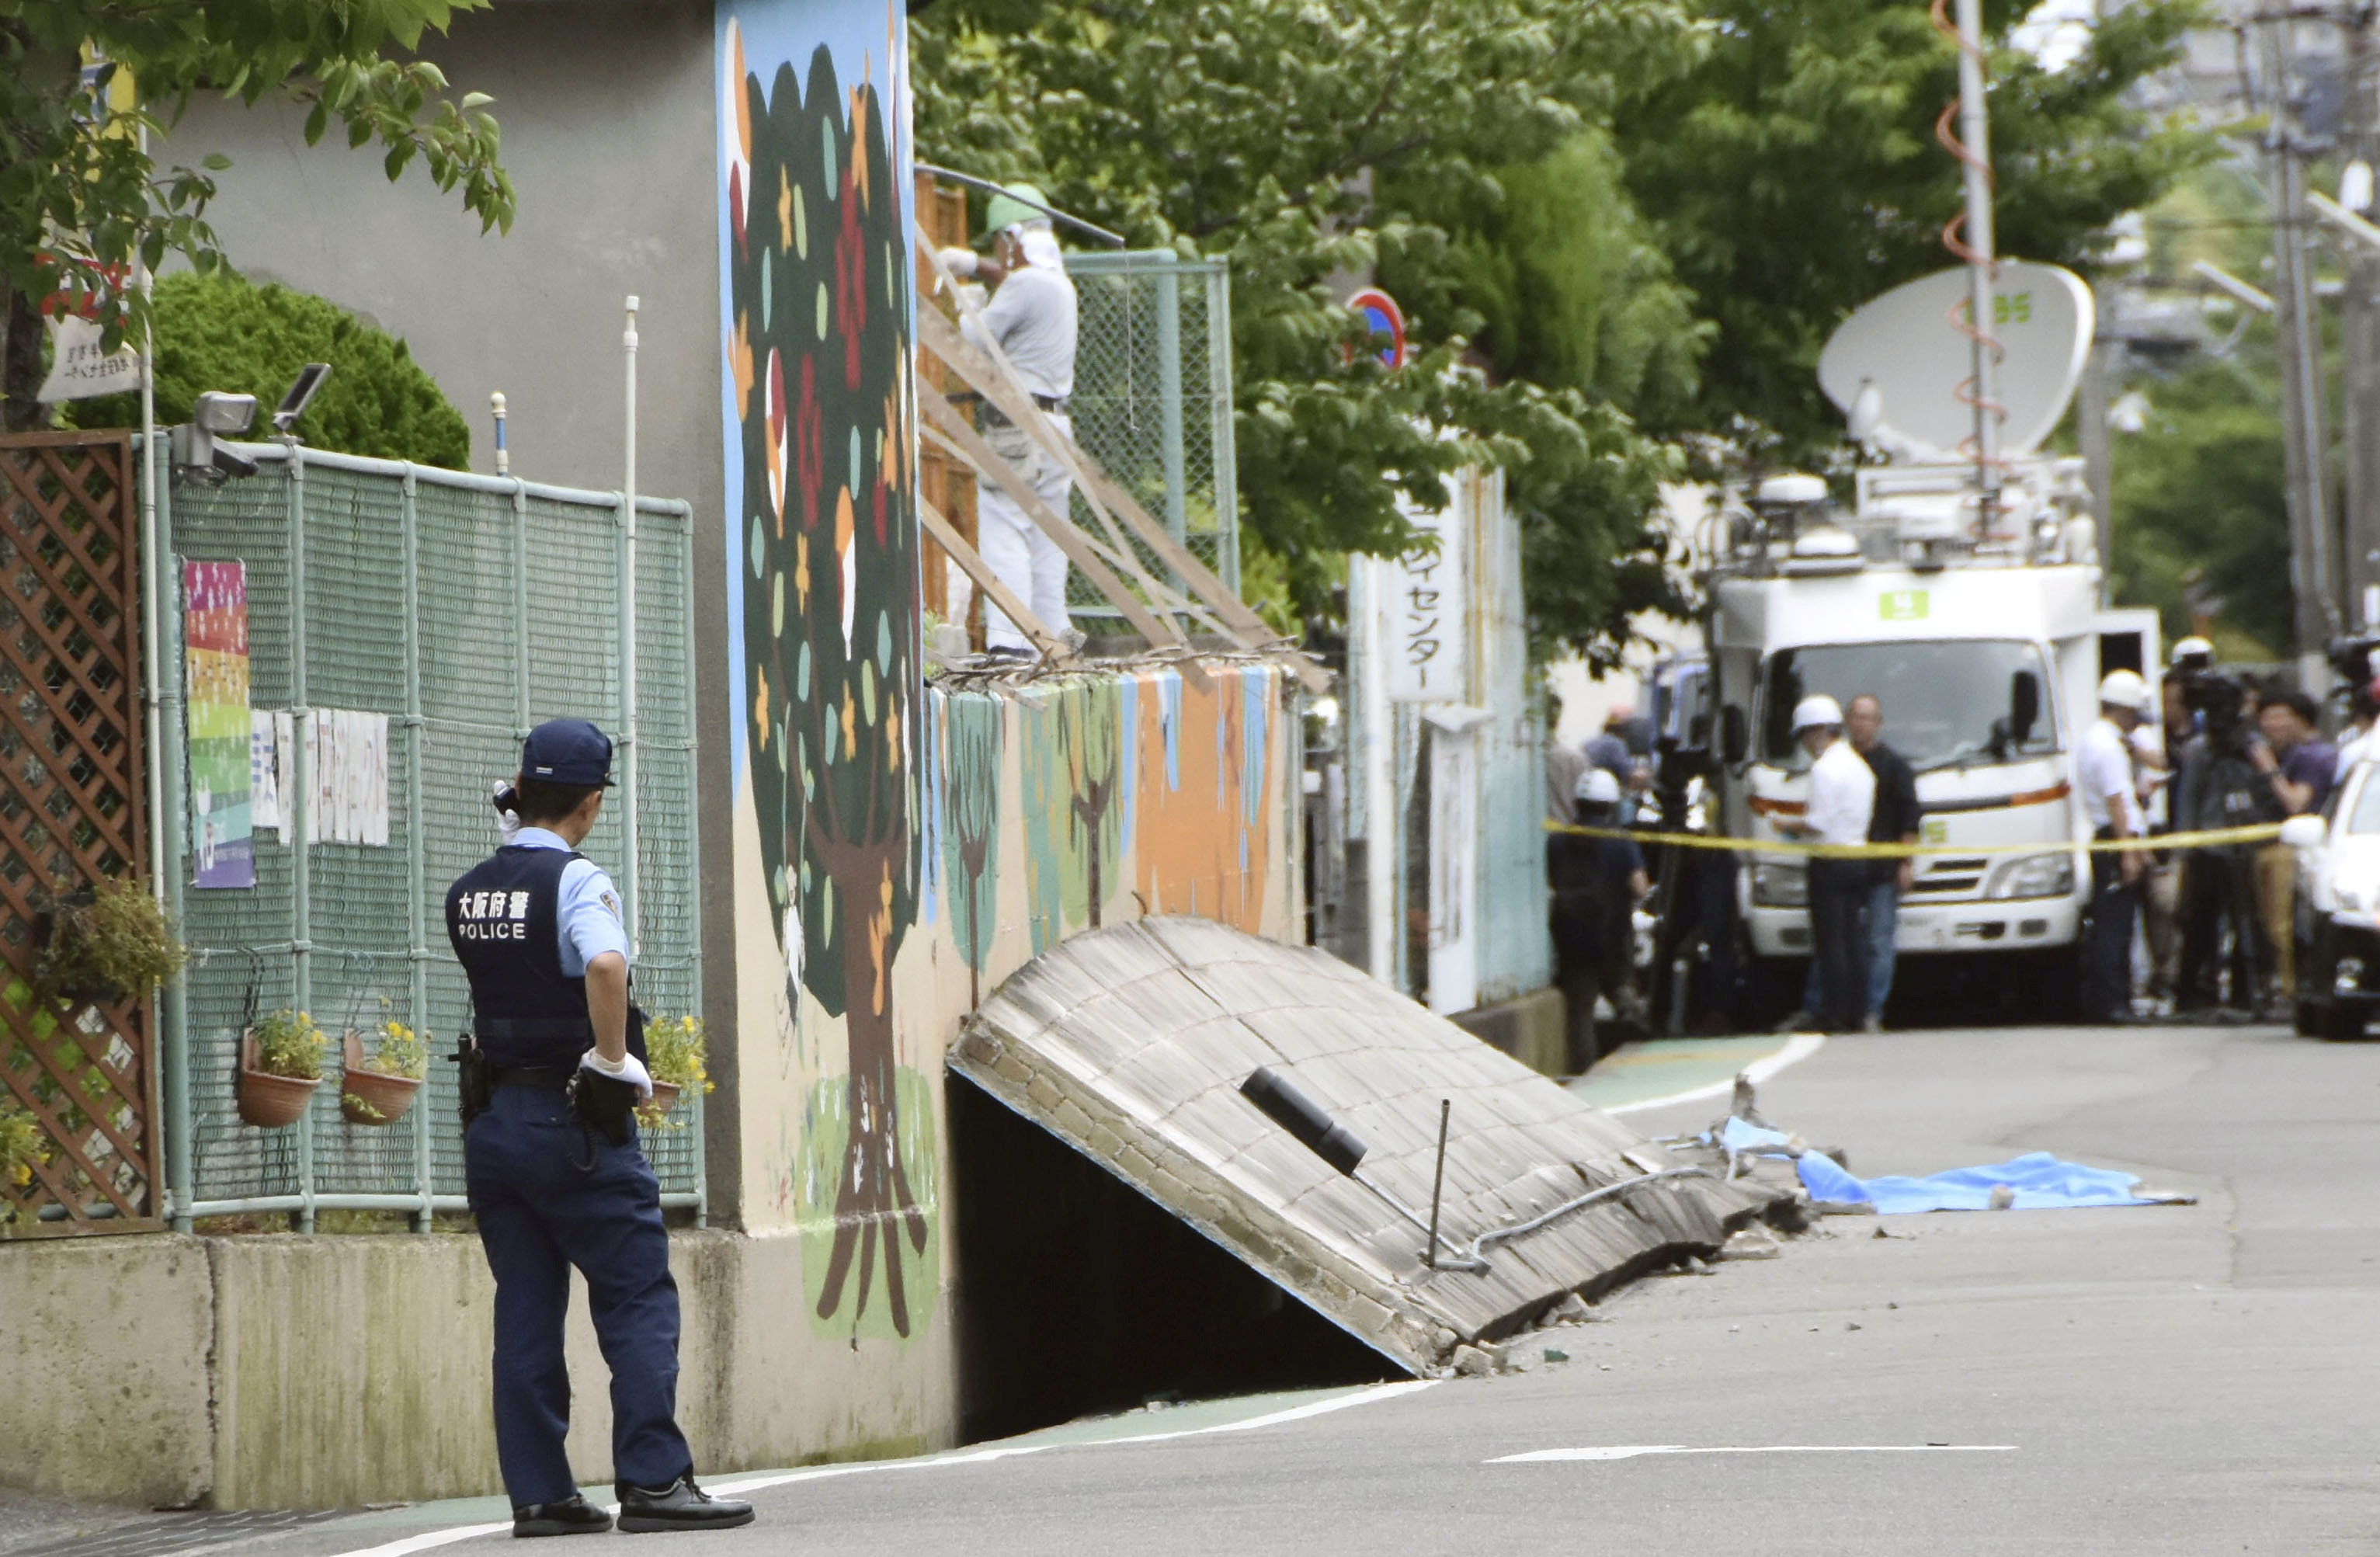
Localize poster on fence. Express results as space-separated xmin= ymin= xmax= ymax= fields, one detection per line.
xmin=184 ymin=561 xmax=255 ymax=888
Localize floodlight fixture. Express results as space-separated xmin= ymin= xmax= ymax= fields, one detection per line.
xmin=193 ymin=391 xmax=256 ymax=434
xmin=273 ymin=362 xmax=331 ymax=433
xmin=172 ymin=391 xmax=259 ymax=479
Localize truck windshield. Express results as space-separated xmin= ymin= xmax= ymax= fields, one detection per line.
xmin=1760 ymin=641 xmax=2059 ymax=773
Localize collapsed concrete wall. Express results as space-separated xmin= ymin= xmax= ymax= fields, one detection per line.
xmin=950 ymin=918 xmax=1775 ymax=1378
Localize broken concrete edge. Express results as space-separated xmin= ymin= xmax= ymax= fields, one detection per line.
xmin=947 ymin=1037 xmax=1798 ymax=1380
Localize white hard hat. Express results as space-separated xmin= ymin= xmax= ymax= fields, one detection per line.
xmin=2098 ymin=669 xmax=2147 ymax=709
xmin=2171 ymin=636 xmax=2213 ymax=668
xmin=1791 ymin=694 xmax=1844 ymax=733
xmin=1575 ymin=767 xmax=1622 ymax=805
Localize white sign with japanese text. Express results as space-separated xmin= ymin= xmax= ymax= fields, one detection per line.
xmin=37 ymin=314 xmax=140 ymax=402
xmin=1384 ymin=494 xmax=1466 ymax=703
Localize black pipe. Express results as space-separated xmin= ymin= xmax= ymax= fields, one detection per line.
xmin=1240 ymin=1067 xmax=1367 ymax=1176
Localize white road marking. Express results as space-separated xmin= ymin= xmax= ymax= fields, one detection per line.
xmin=1602 ymin=1032 xmax=1826 ymax=1115
xmin=318 ymin=1381 xmax=1439 ymax=1556
xmin=1493 ymin=1444 xmax=2017 ymax=1463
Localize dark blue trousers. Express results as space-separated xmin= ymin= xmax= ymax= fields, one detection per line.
xmin=464 ymin=1083 xmax=692 ymax=1508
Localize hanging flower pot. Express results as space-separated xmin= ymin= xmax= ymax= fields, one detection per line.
xmin=339 ymin=1030 xmax=424 ymax=1127
xmin=646 ymin=1080 xmax=683 ymax=1115
xmin=32 ymin=878 xmax=186 ymax=1006
xmin=237 ymin=1029 xmax=322 ymax=1128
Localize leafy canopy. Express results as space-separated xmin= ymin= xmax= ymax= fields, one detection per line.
xmin=0 ymin=0 xmax=512 ymax=418
xmin=64 ymin=270 xmax=471 ymax=467
xmin=913 ymin=0 xmax=1701 ymax=662
xmin=1611 ymin=0 xmax=2209 ymax=463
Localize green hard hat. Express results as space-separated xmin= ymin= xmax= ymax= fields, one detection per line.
xmin=980 ymin=182 xmax=1052 ymax=236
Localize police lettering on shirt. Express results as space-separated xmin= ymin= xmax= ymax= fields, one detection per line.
xmin=454 ymin=888 xmax=534 ymax=942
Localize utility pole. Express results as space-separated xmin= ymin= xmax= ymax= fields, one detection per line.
xmin=1952 ymin=0 xmax=2001 ymax=521
xmin=2340 ymin=5 xmax=2380 ymax=634
xmin=2076 ymin=283 xmax=2116 ymax=596
xmin=2262 ymin=4 xmax=2340 ymax=686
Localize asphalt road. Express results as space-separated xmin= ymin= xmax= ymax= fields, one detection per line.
xmin=184 ymin=1022 xmax=2380 ymax=1555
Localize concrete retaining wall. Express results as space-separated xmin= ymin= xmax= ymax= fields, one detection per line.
xmin=0 ymin=1229 xmax=954 ymax=1510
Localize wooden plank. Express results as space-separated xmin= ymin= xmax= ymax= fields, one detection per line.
xmin=919 ymin=244 xmax=1199 ymax=633
xmin=917 ymin=391 xmax=1183 ymax=648
xmin=914 ymin=255 xmax=1331 ymax=693
xmin=917 ymin=493 xmax=1073 ymax=662
xmin=918 ymin=303 xmax=1277 ymax=646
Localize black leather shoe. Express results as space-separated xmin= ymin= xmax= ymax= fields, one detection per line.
xmin=617 ymin=1475 xmax=755 ymax=1533
xmin=513 ymin=1495 xmax=613 ymax=1538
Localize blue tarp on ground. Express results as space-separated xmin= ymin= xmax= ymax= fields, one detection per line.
xmin=1718 ymin=1117 xmax=2169 ymax=1215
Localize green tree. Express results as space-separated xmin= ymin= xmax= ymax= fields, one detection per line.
xmin=0 ymin=0 xmax=512 ymax=429
xmin=2108 ymin=348 xmax=2290 ymax=660
xmin=912 ymin=0 xmax=1701 ymax=657
xmin=1611 ymin=0 xmax=2210 ymax=462
xmin=64 ymin=270 xmax=468 ymax=466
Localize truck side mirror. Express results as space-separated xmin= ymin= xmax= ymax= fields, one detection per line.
xmin=2010 ymin=671 xmax=2041 ymax=745
xmin=1721 ymin=704 xmax=1749 ymax=766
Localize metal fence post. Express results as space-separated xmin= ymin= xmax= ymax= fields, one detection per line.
xmin=1155 ymin=259 xmax=1188 ymax=553
xmin=618 ymin=495 xmax=641 ymax=961
xmin=157 ymin=469 xmax=194 ymax=1232
xmin=1207 ymin=264 xmax=1241 ymax=596
xmin=401 ymin=466 xmax=432 ymax=1230
xmin=678 ymin=509 xmax=706 ymax=1228
xmin=288 ymin=447 xmax=315 ymax=1233
xmin=512 ymin=481 xmax=531 ymax=736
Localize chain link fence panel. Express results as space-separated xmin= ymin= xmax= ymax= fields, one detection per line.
xmin=161 ymin=447 xmax=703 ymax=1225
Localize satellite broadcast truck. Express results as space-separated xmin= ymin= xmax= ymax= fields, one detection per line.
xmin=1685 ymin=261 xmax=2156 ymax=1020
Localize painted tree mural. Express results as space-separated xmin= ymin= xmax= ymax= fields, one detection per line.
xmin=936 ymin=690 xmax=1002 ymax=1010
xmin=729 ymin=40 xmax=929 ymax=1335
xmin=1019 ymin=679 xmax=1124 ymax=954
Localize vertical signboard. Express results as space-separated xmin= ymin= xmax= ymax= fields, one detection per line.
xmin=1384 ymin=495 xmax=1466 ymax=704
xmin=183 ymin=561 xmax=254 ymax=889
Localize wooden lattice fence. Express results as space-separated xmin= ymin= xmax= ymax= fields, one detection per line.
xmin=0 ymin=430 xmax=157 ymax=1237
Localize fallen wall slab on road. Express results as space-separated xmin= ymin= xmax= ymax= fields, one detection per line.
xmin=950 ymin=917 xmax=1782 ymax=1378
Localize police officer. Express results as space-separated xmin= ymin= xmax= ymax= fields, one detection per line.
xmin=447 ymin=718 xmax=752 ymax=1536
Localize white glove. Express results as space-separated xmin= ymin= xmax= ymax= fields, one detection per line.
xmin=491 ymin=780 xmax=522 ymax=843
xmin=580 ymin=1047 xmax=653 ymax=1100
xmin=936 ymin=245 xmax=980 ymax=278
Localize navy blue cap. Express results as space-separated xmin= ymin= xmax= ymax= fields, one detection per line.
xmin=520 ymin=718 xmax=615 ymax=787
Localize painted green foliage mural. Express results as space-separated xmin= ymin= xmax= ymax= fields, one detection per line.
xmin=1019 ymin=679 xmax=1126 ymax=954
xmin=730 ymin=45 xmax=929 ymax=1336
xmin=936 ymin=691 xmax=1002 ymax=1008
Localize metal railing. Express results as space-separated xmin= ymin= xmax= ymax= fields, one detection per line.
xmin=154 ymin=443 xmax=703 ymax=1229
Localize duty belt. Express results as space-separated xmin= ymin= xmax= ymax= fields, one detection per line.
xmin=474 ymin=1016 xmax=594 ymax=1042
xmin=491 ymin=1062 xmax=575 ymax=1090
xmin=978 ymin=392 xmax=1070 ymax=426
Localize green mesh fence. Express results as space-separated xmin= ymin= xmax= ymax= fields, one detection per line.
xmin=161 ymin=448 xmax=703 ymax=1222
xmin=1060 ymin=251 xmax=1239 ymax=627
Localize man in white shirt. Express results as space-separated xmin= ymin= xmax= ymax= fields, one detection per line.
xmin=941 ymin=183 xmax=1079 ymax=657
xmin=1777 ymin=695 xmax=1875 ymax=1032
xmin=2078 ymin=670 xmax=2149 ymax=1023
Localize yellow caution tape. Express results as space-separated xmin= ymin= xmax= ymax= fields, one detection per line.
xmin=1544 ymin=818 xmax=2286 ymax=859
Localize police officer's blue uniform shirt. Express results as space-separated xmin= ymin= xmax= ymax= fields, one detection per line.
xmin=507 ymin=825 xmax=630 ymax=975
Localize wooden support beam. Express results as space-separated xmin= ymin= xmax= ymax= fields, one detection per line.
xmin=918 ymin=494 xmax=1073 ymax=662
xmin=918 ymin=391 xmax=1183 ymax=648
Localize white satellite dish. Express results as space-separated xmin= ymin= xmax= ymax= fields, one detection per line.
xmin=1818 ymin=261 xmax=2093 ymax=463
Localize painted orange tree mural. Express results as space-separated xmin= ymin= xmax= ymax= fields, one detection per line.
xmin=730 ymin=45 xmax=929 ymax=1336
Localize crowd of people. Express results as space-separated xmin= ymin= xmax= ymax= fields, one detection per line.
xmin=1545 ymin=639 xmax=2362 ymax=1069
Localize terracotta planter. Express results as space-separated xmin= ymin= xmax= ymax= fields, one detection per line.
xmin=339 ymin=1031 xmax=423 ymax=1127
xmin=647 ymin=1080 xmax=683 ymax=1114
xmin=236 ymin=1031 xmax=322 ymax=1128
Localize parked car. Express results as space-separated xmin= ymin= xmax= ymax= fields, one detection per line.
xmin=2282 ymin=763 xmax=2380 ymax=1040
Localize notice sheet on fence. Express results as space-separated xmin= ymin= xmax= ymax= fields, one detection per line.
xmin=184 ymin=561 xmax=255 ymax=888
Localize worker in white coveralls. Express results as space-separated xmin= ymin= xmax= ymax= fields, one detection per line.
xmin=938 ymin=182 xmax=1079 ymax=658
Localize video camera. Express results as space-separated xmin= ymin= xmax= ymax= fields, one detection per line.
xmin=2179 ymin=666 xmax=2253 ymax=756
xmin=2326 ymin=633 xmax=2380 ymax=693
